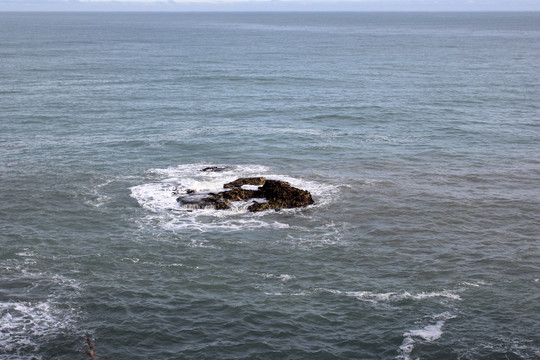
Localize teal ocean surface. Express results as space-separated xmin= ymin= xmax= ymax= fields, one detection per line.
xmin=1 ymin=12 xmax=539 ymax=359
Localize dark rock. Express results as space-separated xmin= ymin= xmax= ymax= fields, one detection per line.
xmin=176 ymin=177 xmax=314 ymax=212
xmin=186 ymin=189 xmax=196 ymax=194
xmin=247 ymin=201 xmax=271 ymax=212
xmin=220 ymin=188 xmax=263 ymax=202
xmin=176 ymin=195 xmax=216 ymax=210
xmin=200 ymin=166 xmax=234 ymax=172
xmin=214 ymin=200 xmax=231 ymax=210
xmin=251 ymin=180 xmax=314 ymax=212
xmin=201 ymin=194 xmax=221 ymax=204
xmin=224 ymin=177 xmax=267 ymax=188
xmin=176 ymin=196 xmax=199 ymax=204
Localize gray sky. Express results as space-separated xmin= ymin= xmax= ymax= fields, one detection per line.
xmin=1 ymin=0 xmax=540 ymax=12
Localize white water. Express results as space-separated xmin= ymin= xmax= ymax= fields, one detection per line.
xmin=397 ymin=313 xmax=456 ymax=360
xmin=129 ymin=163 xmax=336 ymax=231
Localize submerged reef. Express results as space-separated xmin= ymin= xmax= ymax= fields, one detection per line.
xmin=200 ymin=166 xmax=234 ymax=172
xmin=176 ymin=177 xmax=314 ymax=212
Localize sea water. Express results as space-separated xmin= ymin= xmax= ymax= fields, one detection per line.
xmin=1 ymin=12 xmax=539 ymax=359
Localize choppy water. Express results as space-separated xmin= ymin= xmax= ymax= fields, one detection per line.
xmin=1 ymin=12 xmax=539 ymax=359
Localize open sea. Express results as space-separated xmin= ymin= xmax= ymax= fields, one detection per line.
xmin=1 ymin=11 xmax=539 ymax=359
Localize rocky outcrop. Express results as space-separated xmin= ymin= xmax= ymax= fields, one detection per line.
xmin=248 ymin=180 xmax=314 ymax=212
xmin=224 ymin=177 xmax=266 ymax=188
xmin=176 ymin=178 xmax=314 ymax=212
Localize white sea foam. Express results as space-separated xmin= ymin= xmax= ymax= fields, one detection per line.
xmin=129 ymin=163 xmax=337 ymax=232
xmin=0 ymin=300 xmax=76 ymax=360
xmin=364 ymin=134 xmax=419 ymax=144
xmin=279 ymin=274 xmax=294 ymax=282
xmin=15 ymin=250 xmax=34 ymax=258
xmin=0 ymin=260 xmax=82 ymax=359
xmin=328 ymin=289 xmax=462 ymax=304
xmin=262 ymin=273 xmax=295 ymax=282
xmin=167 ymin=263 xmax=184 ymax=267
xmin=459 ymin=280 xmax=490 ymax=287
xmin=15 ymin=250 xmax=37 ymax=265
xmin=397 ymin=312 xmax=456 ymax=360
xmin=84 ymin=178 xmax=114 ymax=207
xmin=83 ymin=174 xmax=146 ymax=208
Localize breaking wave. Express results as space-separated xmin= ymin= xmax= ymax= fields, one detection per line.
xmin=397 ymin=312 xmax=456 ymax=360
xmin=129 ymin=163 xmax=337 ymax=231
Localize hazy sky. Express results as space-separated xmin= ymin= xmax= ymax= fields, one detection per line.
xmin=1 ymin=0 xmax=540 ymax=12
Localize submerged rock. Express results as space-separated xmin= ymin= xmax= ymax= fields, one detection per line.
xmin=175 ymin=195 xmax=216 ymax=210
xmin=176 ymin=177 xmax=314 ymax=212
xmin=200 ymin=166 xmax=234 ymax=172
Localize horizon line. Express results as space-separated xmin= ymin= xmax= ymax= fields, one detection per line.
xmin=2 ymin=9 xmax=540 ymax=13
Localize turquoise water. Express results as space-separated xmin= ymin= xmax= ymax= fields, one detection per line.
xmin=1 ymin=12 xmax=539 ymax=359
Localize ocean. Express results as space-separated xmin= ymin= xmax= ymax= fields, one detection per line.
xmin=0 ymin=12 xmax=539 ymax=359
